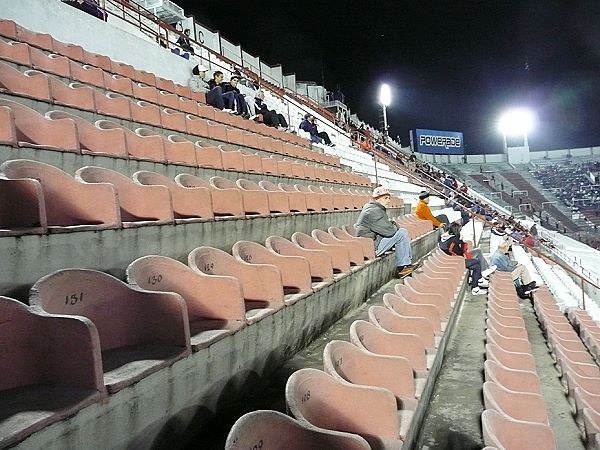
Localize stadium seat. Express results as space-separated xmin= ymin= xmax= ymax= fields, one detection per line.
xmin=164 ymin=134 xmax=198 ymax=166
xmin=133 ymin=171 xmax=213 ymax=221
xmin=0 ymin=98 xmax=79 ymax=151
xmin=257 ymin=180 xmax=293 ymax=214
xmin=30 ymin=269 xmax=191 ymax=393
xmin=0 ymin=296 xmax=105 ymax=449
xmin=75 ymin=166 xmax=173 ymax=226
xmin=45 ymin=110 xmax=127 ymax=158
xmin=369 ymin=305 xmax=436 ymax=351
xmin=0 ymin=62 xmax=50 ymax=100
xmin=312 ymin=229 xmax=364 ymax=267
xmin=178 ymin=96 xmax=199 ymax=115
xmin=212 ymin=176 xmax=269 ymax=216
xmin=484 ymin=360 xmax=542 ymax=395
xmin=157 ymin=89 xmax=179 ymax=109
xmin=481 ymin=410 xmax=556 ymax=450
xmin=103 ymin=72 xmax=133 ymax=96
xmin=241 ymin=151 xmax=263 ymax=173
xmin=219 ymin=145 xmax=245 ymax=172
xmin=0 ymin=39 xmax=30 ymax=66
xmin=186 ymin=114 xmax=209 ymax=137
xmin=349 ymin=320 xmax=429 ymax=374
xmin=277 ymin=183 xmax=308 ymax=212
xmin=292 ymin=231 xmax=351 ymax=274
xmin=192 ymin=141 xmax=224 ymax=169
xmin=323 ymin=340 xmax=421 ymax=410
xmin=160 ymin=107 xmax=187 ymax=133
xmin=329 ymin=226 xmax=376 ymax=261
xmin=235 ymin=179 xmax=285 ymax=214
xmin=206 ymin=119 xmax=228 ymax=141
xmin=93 ymin=120 xmax=163 ymax=161
xmin=188 ymin=246 xmax=284 ymax=322
xmin=130 ymin=100 xmax=162 ymax=127
xmin=483 ymin=381 xmax=549 ymax=424
xmin=383 ymin=292 xmax=444 ymax=336
xmin=30 ymin=47 xmax=70 ymax=77
xmin=395 ymin=283 xmax=450 ymax=319
xmin=309 ymin=185 xmax=334 ymax=211
xmin=286 ymin=368 xmax=404 ymax=449
xmin=94 ymin=90 xmax=131 ymax=120
xmin=224 ymin=409 xmax=370 ymax=450
xmin=232 ymin=240 xmax=312 ymax=304
xmin=69 ymin=61 xmax=105 ymax=88
xmin=265 ymin=236 xmax=334 ymax=289
xmin=0 ymin=159 xmax=120 ymax=232
xmin=132 ymin=81 xmax=158 ymax=103
xmin=126 ymin=255 xmax=246 ymax=350
xmin=176 ymin=173 xmax=243 ymax=217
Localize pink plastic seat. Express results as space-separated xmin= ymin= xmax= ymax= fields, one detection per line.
xmin=313 ymin=229 xmax=364 ymax=267
xmin=103 ymin=72 xmax=133 ymax=96
xmin=395 ymin=283 xmax=450 ymax=319
xmin=350 ymin=320 xmax=429 ymax=373
xmin=241 ymin=151 xmax=263 ymax=173
xmin=278 ymin=183 xmax=308 ymax=212
xmin=483 ymin=381 xmax=549 ymax=424
xmin=266 ymin=235 xmax=334 ymax=288
xmin=486 ymin=343 xmax=536 ymax=372
xmin=383 ymin=292 xmax=443 ymax=336
xmin=130 ymin=100 xmax=162 ymax=127
xmin=258 ymin=180 xmax=292 ymax=214
xmin=292 ymin=231 xmax=351 ymax=274
xmin=233 ymin=240 xmax=312 ymax=304
xmin=193 ymin=140 xmax=224 ymax=169
xmin=30 ymin=48 xmax=70 ymax=77
xmin=157 ymin=89 xmax=179 ymax=109
xmin=188 ymin=246 xmax=284 ymax=322
xmin=369 ymin=305 xmax=436 ymax=351
xmin=94 ymin=120 xmax=164 ymax=161
xmin=133 ymin=69 xmax=156 ymax=86
xmin=0 ymin=159 xmax=120 ymax=232
xmin=94 ymin=90 xmax=131 ymax=120
xmin=220 ymin=145 xmax=246 ymax=172
xmin=160 ymin=107 xmax=187 ymax=133
xmin=179 ymin=96 xmax=199 ymax=115
xmin=126 ymin=255 xmax=245 ymax=350
xmin=110 ymin=61 xmax=135 ymax=79
xmin=286 ymin=368 xmax=404 ymax=449
xmin=0 ymin=40 xmax=30 ymax=66
xmin=48 ymin=77 xmax=96 ymax=111
xmin=260 ymin=155 xmax=279 ymax=175
xmin=0 ymin=296 xmax=105 ymax=449
xmin=329 ymin=226 xmax=376 ymax=261
xmin=0 ymin=62 xmax=50 ymax=101
xmin=132 ymin=82 xmax=158 ymax=103
xmin=212 ymin=176 xmax=268 ymax=216
xmin=324 ymin=340 xmax=421 ymax=410
xmin=164 ymin=135 xmax=198 ymax=166
xmin=177 ymin=173 xmax=243 ymax=217
xmin=481 ymin=410 xmax=556 ymax=450
xmin=76 ymin=166 xmax=173 ymax=226
xmin=295 ymin=184 xmax=323 ymax=211
xmin=309 ymin=185 xmax=334 ymax=211
xmin=30 ymin=269 xmax=191 ymax=394
xmin=186 ymin=114 xmax=209 ymax=138
xmin=45 ymin=111 xmax=127 ymax=158
xmin=0 ymin=98 xmax=78 ymax=152
xmin=207 ymin=119 xmax=228 ymax=141
xmin=484 ymin=360 xmax=541 ymax=395
xmin=134 ymin=171 xmax=213 ymax=221
xmin=69 ymin=61 xmax=105 ymax=88
xmin=225 ymin=409 xmax=370 ymax=450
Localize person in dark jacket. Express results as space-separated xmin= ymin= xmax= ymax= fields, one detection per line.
xmin=300 ymin=114 xmax=333 ymax=145
xmin=176 ymin=29 xmax=195 ymax=55
xmin=222 ymin=75 xmax=250 ymax=118
xmin=206 ymin=71 xmax=236 ymax=111
xmin=439 ymin=222 xmax=495 ymax=295
xmin=254 ymin=90 xmax=288 ymax=128
xmin=355 ymin=186 xmax=414 ymax=277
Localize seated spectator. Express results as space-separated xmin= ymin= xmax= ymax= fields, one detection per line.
xmin=439 ymin=222 xmax=496 ymax=295
xmin=222 ymin=75 xmax=250 ymax=118
xmin=300 ymin=114 xmax=334 ymax=146
xmin=176 ymin=29 xmax=195 ymax=55
xmin=415 ymin=191 xmax=448 ymax=229
xmin=189 ymin=65 xmax=210 ymax=92
xmin=64 ymin=0 xmax=107 ymax=21
xmin=156 ymin=33 xmax=169 ymax=49
xmin=207 ymin=71 xmax=236 ymax=112
xmin=522 ymin=232 xmax=535 ymax=249
xmin=490 ymin=241 xmax=539 ymax=298
xmin=254 ymin=91 xmax=288 ymax=129
xmin=355 ymin=187 xmax=415 ymax=278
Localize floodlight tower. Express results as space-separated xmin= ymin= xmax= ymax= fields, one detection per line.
xmin=498 ymin=107 xmax=535 ymax=152
xmin=379 ymin=84 xmax=391 ymax=143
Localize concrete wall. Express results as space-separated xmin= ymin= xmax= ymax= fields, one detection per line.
xmin=11 ymin=231 xmax=438 ymax=450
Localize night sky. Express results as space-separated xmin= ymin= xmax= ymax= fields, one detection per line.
xmin=179 ymin=0 xmax=600 ymax=154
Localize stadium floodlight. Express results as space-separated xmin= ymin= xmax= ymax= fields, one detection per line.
xmin=498 ymin=107 xmax=535 ymax=137
xmin=379 ymin=84 xmax=391 ymax=107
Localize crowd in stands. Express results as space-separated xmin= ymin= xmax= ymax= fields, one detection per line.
xmin=62 ymin=0 xmax=107 ymax=21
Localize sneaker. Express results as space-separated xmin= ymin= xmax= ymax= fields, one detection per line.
xmin=478 ymin=279 xmax=490 ymax=288
xmin=223 ymin=108 xmax=235 ymax=114
xmin=481 ymin=265 xmax=497 ymax=278
xmin=248 ymin=114 xmax=257 ymax=120
xmin=471 ymin=287 xmax=488 ymax=295
xmin=524 ymin=286 xmax=540 ymax=295
xmin=398 ymin=266 xmax=414 ymax=278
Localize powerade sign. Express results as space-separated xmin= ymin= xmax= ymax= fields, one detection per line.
xmin=415 ymin=129 xmax=464 ymax=154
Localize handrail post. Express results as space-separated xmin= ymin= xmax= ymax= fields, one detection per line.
xmin=581 ymin=276 xmax=586 ymax=310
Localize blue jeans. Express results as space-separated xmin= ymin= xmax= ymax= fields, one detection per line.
xmin=465 ymin=258 xmax=482 ymax=288
xmin=376 ymin=228 xmax=412 ymax=267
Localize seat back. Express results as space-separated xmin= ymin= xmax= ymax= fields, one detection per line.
xmin=225 ymin=410 xmax=370 ymax=450
xmin=483 ymin=381 xmax=549 ymax=424
xmin=481 ymin=409 xmax=556 ymax=450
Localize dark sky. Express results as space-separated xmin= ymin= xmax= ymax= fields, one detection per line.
xmin=179 ymin=0 xmax=600 ymax=153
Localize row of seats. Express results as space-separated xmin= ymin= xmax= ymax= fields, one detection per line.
xmin=0 ymin=159 xmax=389 ymax=235
xmin=534 ymin=289 xmax=600 ymax=448
xmin=0 ymin=99 xmax=366 ymax=185
xmin=0 ymin=19 xmax=311 ymax=150
xmin=0 ymin=69 xmax=337 ymax=167
xmin=481 ymin=274 xmax=557 ymax=450
xmin=0 ymin=225 xmax=379 ymax=448
xmin=225 ymin=249 xmax=467 ymax=449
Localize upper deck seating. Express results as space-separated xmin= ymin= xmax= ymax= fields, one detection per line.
xmin=0 ymin=296 xmax=105 ymax=449
xmin=126 ymin=255 xmax=246 ymax=350
xmin=29 ymin=269 xmax=191 ymax=393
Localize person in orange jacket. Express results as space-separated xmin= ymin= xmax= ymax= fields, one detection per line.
xmin=415 ymin=191 xmax=448 ymax=230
